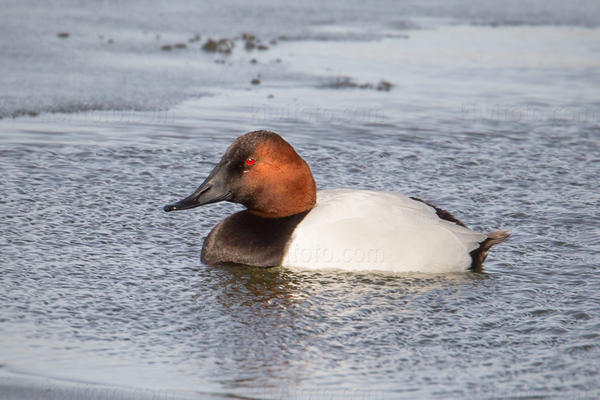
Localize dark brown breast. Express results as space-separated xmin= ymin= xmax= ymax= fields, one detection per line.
xmin=201 ymin=209 xmax=310 ymax=267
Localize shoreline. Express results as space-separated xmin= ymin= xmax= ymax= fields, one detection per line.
xmin=0 ymin=368 xmax=225 ymax=400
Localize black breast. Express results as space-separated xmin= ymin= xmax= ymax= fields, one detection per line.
xmin=201 ymin=210 xmax=310 ymax=267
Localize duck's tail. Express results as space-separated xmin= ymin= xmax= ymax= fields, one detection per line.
xmin=470 ymin=230 xmax=511 ymax=272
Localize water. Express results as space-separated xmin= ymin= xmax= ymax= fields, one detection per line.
xmin=1 ymin=1 xmax=600 ymax=399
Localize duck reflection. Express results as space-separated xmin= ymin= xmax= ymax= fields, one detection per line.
xmin=188 ymin=264 xmax=490 ymax=393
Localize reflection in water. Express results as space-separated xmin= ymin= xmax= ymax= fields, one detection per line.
xmin=192 ymin=265 xmax=488 ymax=391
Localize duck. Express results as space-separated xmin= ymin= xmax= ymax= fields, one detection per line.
xmin=164 ymin=130 xmax=510 ymax=273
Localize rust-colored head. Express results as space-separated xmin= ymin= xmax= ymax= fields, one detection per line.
xmin=164 ymin=130 xmax=317 ymax=218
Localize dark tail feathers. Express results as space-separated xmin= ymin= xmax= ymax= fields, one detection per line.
xmin=470 ymin=230 xmax=511 ymax=272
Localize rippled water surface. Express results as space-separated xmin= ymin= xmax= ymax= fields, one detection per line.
xmin=1 ymin=1 xmax=600 ymax=399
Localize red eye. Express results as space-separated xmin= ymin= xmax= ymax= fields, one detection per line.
xmin=246 ymin=158 xmax=256 ymax=165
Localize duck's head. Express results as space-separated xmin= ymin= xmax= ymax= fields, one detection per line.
xmin=164 ymin=130 xmax=317 ymax=218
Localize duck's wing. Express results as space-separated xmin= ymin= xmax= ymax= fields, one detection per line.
xmin=282 ymin=189 xmax=488 ymax=272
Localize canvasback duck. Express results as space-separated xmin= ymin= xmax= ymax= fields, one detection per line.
xmin=164 ymin=130 xmax=510 ymax=273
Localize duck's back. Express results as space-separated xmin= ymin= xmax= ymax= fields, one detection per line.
xmin=282 ymin=189 xmax=487 ymax=272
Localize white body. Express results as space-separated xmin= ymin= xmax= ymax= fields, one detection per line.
xmin=282 ymin=189 xmax=487 ymax=273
